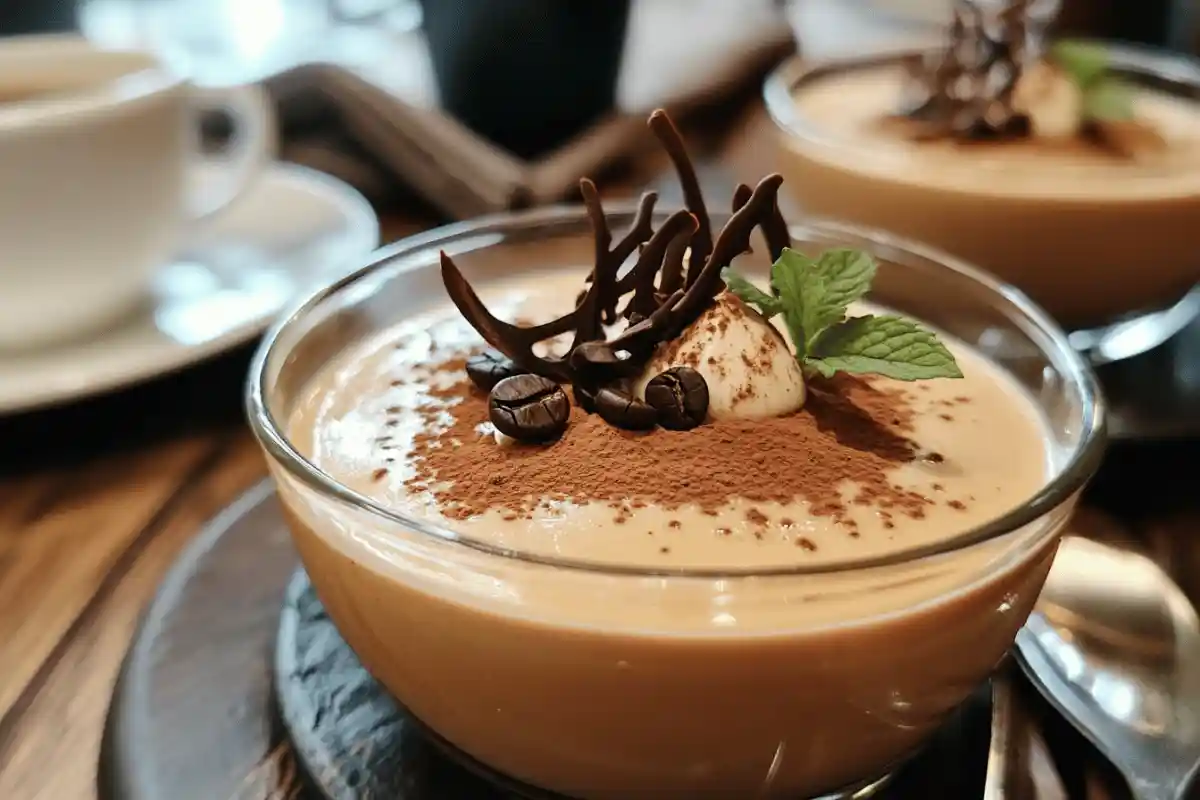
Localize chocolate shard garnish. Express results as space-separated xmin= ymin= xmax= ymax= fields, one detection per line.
xmin=649 ymin=110 xmax=712 ymax=278
xmin=733 ymin=182 xmax=791 ymax=264
xmin=440 ymin=108 xmax=795 ymax=432
xmin=894 ymin=0 xmax=1037 ymax=142
xmin=668 ymin=173 xmax=785 ymax=337
xmin=618 ymin=210 xmax=697 ymax=321
xmin=579 ymin=179 xmax=658 ymax=336
xmin=572 ymin=289 xmax=686 ymax=383
xmin=658 ymin=222 xmax=693 ymax=296
xmin=441 ymin=252 xmax=580 ymax=381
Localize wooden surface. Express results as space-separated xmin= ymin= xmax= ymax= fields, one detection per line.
xmin=1 ymin=100 xmax=1199 ymax=800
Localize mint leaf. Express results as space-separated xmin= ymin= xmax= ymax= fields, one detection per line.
xmin=808 ymin=315 xmax=963 ymax=381
xmin=756 ymin=247 xmax=961 ymax=383
xmin=812 ymin=248 xmax=877 ymax=316
xmin=1083 ymin=78 xmax=1135 ymax=121
xmin=805 ymin=359 xmax=836 ymax=379
xmin=1052 ymin=40 xmax=1135 ymax=124
xmin=722 ymin=268 xmax=783 ymax=318
xmin=770 ymin=250 xmax=818 ymax=355
xmin=1052 ymin=40 xmax=1109 ymax=88
xmin=770 ymin=247 xmax=869 ymax=355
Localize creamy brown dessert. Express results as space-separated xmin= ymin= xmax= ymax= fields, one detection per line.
xmin=291 ymin=285 xmax=1047 ymax=573
xmin=265 ymin=110 xmax=1090 ymax=798
xmin=771 ymin=1 xmax=1200 ymax=326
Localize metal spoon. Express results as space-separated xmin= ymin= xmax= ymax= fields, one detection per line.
xmin=1016 ymin=535 xmax=1200 ymax=800
xmin=984 ymin=666 xmax=1033 ymax=799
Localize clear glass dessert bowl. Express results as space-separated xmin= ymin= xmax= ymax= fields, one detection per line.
xmin=247 ymin=207 xmax=1106 ymax=800
xmin=764 ymin=42 xmax=1200 ymax=342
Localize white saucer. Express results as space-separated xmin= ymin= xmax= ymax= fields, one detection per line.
xmin=0 ymin=163 xmax=380 ymax=414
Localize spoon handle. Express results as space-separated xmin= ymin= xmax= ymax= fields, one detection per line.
xmin=984 ymin=669 xmax=1033 ymax=800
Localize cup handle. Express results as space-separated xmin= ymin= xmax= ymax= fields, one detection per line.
xmin=186 ymin=84 xmax=276 ymax=222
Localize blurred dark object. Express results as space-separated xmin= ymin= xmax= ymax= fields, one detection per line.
xmin=0 ymin=0 xmax=77 ymax=35
xmin=419 ymin=0 xmax=632 ymax=158
xmin=1058 ymin=0 xmax=1197 ymax=54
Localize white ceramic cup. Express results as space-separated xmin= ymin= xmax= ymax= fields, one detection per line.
xmin=0 ymin=35 xmax=275 ymax=349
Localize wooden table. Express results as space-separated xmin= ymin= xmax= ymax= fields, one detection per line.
xmin=0 ymin=101 xmax=1196 ymax=800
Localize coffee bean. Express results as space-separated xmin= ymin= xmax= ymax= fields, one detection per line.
xmin=594 ymin=387 xmax=657 ymax=431
xmin=467 ymin=350 xmax=525 ymax=391
xmin=488 ymin=375 xmax=569 ymax=442
xmin=645 ymin=367 xmax=708 ymax=430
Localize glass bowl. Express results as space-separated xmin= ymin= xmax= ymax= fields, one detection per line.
xmin=764 ymin=42 xmax=1200 ymax=342
xmin=247 ymin=207 xmax=1106 ymax=799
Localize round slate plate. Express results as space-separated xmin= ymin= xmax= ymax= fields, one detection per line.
xmin=274 ymin=573 xmax=995 ymax=800
xmin=100 ymin=482 xmax=998 ymax=800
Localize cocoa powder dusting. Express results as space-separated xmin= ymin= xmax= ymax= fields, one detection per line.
xmin=746 ymin=508 xmax=770 ymax=526
xmin=406 ymin=362 xmax=933 ymax=522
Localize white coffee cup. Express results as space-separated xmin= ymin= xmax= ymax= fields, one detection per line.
xmin=0 ymin=35 xmax=274 ymax=349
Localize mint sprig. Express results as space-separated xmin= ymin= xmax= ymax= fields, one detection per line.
xmin=1051 ymin=39 xmax=1135 ymax=122
xmin=723 ymin=247 xmax=963 ymax=382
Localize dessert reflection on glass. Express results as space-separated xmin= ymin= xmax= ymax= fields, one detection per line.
xmin=766 ymin=0 xmax=1200 ymax=327
xmin=249 ymin=110 xmax=1105 ymax=799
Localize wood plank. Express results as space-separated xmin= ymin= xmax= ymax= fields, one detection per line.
xmin=0 ymin=436 xmax=266 ymax=800
xmin=0 ymin=437 xmax=220 ymax=724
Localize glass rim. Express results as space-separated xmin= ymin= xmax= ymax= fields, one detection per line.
xmin=246 ymin=204 xmax=1107 ymax=579
xmin=763 ymin=38 xmax=1200 ymax=181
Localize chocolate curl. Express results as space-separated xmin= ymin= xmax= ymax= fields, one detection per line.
xmin=733 ymin=182 xmax=791 ymax=263
xmin=440 ymin=251 xmax=578 ymax=381
xmin=669 ymin=173 xmax=785 ymax=337
xmin=578 ymin=181 xmax=657 ymax=328
xmin=659 ymin=223 xmax=697 ymax=297
xmin=648 ymin=109 xmax=713 ymax=279
xmin=619 ymin=210 xmax=698 ymax=322
xmin=577 ymin=179 xmax=657 ymax=342
xmin=439 ymin=110 xmax=794 ymax=396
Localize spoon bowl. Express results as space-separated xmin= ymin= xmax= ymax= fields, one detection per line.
xmin=1016 ymin=534 xmax=1200 ymax=800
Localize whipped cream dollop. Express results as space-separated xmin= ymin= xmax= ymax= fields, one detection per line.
xmin=1013 ymin=62 xmax=1084 ymax=139
xmin=633 ymin=293 xmax=806 ymax=420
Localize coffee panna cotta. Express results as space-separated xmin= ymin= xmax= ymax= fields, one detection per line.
xmin=770 ymin=0 xmax=1200 ymax=326
xmin=270 ymin=109 xmax=1089 ymax=799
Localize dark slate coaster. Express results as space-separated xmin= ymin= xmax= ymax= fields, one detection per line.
xmin=274 ymin=569 xmax=993 ymax=799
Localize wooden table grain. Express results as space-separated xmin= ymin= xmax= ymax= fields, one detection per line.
xmin=0 ymin=101 xmax=1193 ymax=800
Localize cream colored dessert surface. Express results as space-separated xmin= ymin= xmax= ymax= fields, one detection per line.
xmin=789 ymin=64 xmax=1200 ymax=196
xmin=288 ymin=270 xmax=1052 ymax=572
